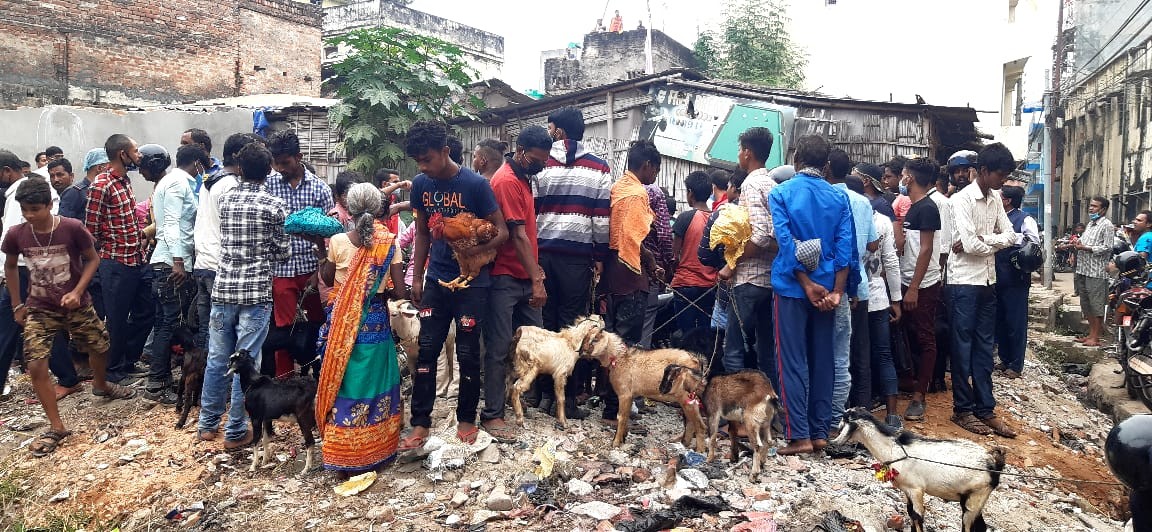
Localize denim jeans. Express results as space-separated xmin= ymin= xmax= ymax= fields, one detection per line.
xmin=723 ymin=283 xmax=775 ymax=386
xmin=148 ymin=265 xmax=197 ymax=389
xmin=481 ymin=275 xmax=542 ymax=422
xmin=830 ymin=299 xmax=853 ymax=423
xmin=192 ymin=270 xmax=216 ymax=350
xmin=949 ymin=284 xmax=997 ymax=419
xmin=868 ymin=309 xmax=898 ymax=397
xmin=198 ymin=302 xmax=272 ymax=441
xmin=410 ymin=282 xmax=488 ymax=429
xmin=99 ymin=260 xmax=155 ymax=381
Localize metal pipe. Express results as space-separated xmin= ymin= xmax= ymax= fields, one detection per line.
xmin=606 ymin=91 xmax=615 ymax=139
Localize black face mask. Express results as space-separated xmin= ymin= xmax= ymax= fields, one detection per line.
xmin=121 ymin=154 xmax=138 ymax=172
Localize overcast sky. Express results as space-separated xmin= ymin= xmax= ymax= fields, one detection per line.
xmin=408 ymin=0 xmax=1056 ymax=111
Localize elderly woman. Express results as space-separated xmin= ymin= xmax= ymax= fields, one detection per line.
xmin=316 ymin=183 xmax=406 ymax=475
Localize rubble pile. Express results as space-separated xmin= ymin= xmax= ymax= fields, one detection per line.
xmin=0 ymin=343 xmax=1133 ymax=531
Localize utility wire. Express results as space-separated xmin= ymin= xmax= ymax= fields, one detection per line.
xmin=1062 ymin=0 xmax=1152 ymax=91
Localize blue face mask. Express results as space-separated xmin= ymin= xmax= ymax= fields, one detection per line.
xmin=899 ymin=184 xmax=909 ymax=196
xmin=1090 ymin=212 xmax=1101 ymax=221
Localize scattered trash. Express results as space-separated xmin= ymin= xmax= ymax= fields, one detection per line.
xmin=616 ymin=508 xmax=679 ymax=532
xmin=48 ymin=489 xmax=70 ymax=503
xmin=811 ymin=510 xmax=864 ymax=532
xmin=677 ymin=468 xmax=709 ymax=490
xmin=567 ymin=478 xmax=594 ymax=496
xmin=333 ymin=471 xmax=377 ymax=496
xmin=445 ymin=514 xmax=461 ymax=526
xmin=672 ymin=495 xmax=727 ymax=518
xmin=570 ymin=501 xmax=623 ymax=520
xmin=534 ymin=440 xmax=558 ymax=478
xmin=681 ymin=451 xmax=705 ymax=467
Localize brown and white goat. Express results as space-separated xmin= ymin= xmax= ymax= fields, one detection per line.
xmin=702 ymin=369 xmax=779 ymax=482
xmin=387 ymin=299 xmax=457 ymax=396
xmin=508 ymin=316 xmax=606 ymax=428
xmin=581 ymin=329 xmax=707 ymax=451
xmin=832 ymin=408 xmax=1005 ymax=532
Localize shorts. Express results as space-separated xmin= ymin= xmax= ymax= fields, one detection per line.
xmin=1074 ymin=274 xmax=1109 ymax=318
xmin=24 ymin=304 xmax=109 ymax=362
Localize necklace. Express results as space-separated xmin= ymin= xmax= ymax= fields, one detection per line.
xmin=31 ymin=216 xmax=58 ymax=248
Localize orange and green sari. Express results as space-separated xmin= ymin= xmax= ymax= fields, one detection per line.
xmin=315 ymin=222 xmax=402 ymax=473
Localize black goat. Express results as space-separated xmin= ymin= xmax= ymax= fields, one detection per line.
xmin=173 ymin=325 xmax=207 ymax=429
xmin=227 ymin=350 xmax=317 ymax=475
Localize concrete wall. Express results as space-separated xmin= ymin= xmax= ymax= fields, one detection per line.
xmin=323 ymin=0 xmax=504 ymax=81
xmin=0 ymin=106 xmax=253 ymax=199
xmin=543 ymin=29 xmax=697 ymax=95
xmin=0 ymin=0 xmax=321 ymax=109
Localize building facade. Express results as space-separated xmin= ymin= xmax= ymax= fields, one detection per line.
xmin=1 ymin=0 xmax=322 ymax=108
xmin=542 ymin=29 xmax=697 ymax=95
xmin=323 ymin=0 xmax=504 ymax=82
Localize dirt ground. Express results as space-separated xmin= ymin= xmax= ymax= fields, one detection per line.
xmin=0 ymin=343 xmax=1131 ymax=532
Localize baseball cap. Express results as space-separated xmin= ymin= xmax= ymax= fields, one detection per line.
xmin=83 ymin=148 xmax=109 ymax=172
xmin=853 ymin=163 xmax=885 ymax=191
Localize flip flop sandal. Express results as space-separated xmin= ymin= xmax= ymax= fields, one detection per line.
xmin=31 ymin=430 xmax=72 ymax=457
xmin=951 ymin=413 xmax=992 ymax=436
xmin=92 ymin=383 xmax=136 ymax=400
xmin=456 ymin=426 xmax=480 ymax=445
xmin=397 ymin=433 xmax=428 ymax=452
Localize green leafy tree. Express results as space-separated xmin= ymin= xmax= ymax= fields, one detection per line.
xmin=693 ymin=0 xmax=807 ymax=88
xmin=325 ymin=27 xmax=481 ymax=172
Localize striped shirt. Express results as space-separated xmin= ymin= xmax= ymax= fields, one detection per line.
xmin=535 ymin=140 xmax=611 ymax=261
xmin=733 ymin=168 xmax=776 ymax=288
xmin=266 ymin=169 xmax=334 ymax=278
xmin=212 ymin=182 xmax=291 ymax=305
xmin=1076 ymin=215 xmax=1115 ymax=280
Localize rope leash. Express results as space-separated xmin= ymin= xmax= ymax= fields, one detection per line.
xmin=877 ymin=442 xmax=1125 ymax=487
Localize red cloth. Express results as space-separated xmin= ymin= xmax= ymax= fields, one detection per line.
xmin=84 ymin=169 xmax=146 ymax=266
xmin=671 ymin=210 xmax=718 ymax=288
xmin=711 ymin=194 xmax=728 ymax=211
xmin=272 ymin=273 xmax=326 ymax=328
xmin=490 ymin=163 xmax=537 ymax=279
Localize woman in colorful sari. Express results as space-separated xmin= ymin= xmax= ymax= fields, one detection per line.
xmin=317 ymin=183 xmax=406 ymax=476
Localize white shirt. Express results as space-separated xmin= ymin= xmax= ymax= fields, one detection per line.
xmin=868 ymin=211 xmax=903 ymax=312
xmin=1 ymin=176 xmax=60 ymax=278
xmin=929 ymin=189 xmax=953 ymax=260
xmin=1011 ymin=210 xmax=1040 ymax=245
xmin=193 ymin=172 xmax=239 ymax=272
xmin=947 ymin=183 xmax=1016 ymax=286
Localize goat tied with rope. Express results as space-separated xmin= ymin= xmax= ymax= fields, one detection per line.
xmin=703 ymin=369 xmax=779 ymax=482
xmin=832 ymin=408 xmax=1006 ymax=532
xmin=581 ymin=328 xmax=707 ymax=451
xmin=508 ymin=316 xmax=606 ymax=428
xmin=227 ymin=350 xmax=318 ymax=475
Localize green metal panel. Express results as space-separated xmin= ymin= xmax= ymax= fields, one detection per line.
xmin=706 ymin=105 xmax=785 ymax=168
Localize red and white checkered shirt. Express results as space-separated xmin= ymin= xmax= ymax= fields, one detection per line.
xmin=85 ymin=169 xmax=146 ymax=266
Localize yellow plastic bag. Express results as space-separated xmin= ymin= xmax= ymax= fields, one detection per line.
xmin=710 ymin=205 xmax=753 ymax=270
xmin=334 ymin=471 xmax=377 ymax=496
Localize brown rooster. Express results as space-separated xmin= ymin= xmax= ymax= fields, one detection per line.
xmin=428 ymin=211 xmax=499 ymax=290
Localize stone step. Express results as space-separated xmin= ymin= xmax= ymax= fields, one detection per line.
xmin=1085 ymin=359 xmax=1152 ymax=423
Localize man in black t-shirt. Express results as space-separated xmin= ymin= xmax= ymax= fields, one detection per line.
xmin=898 ymin=158 xmax=943 ymax=423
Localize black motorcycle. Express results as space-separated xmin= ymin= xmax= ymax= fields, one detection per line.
xmin=1110 ymin=251 xmax=1152 ymax=408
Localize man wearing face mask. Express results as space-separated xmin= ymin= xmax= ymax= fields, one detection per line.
xmin=85 ymin=134 xmax=155 ymax=385
xmin=180 ymin=129 xmax=221 ymax=192
xmin=480 ymin=126 xmax=552 ymax=440
xmin=1060 ymin=196 xmax=1114 ymax=348
xmin=143 ymin=144 xmax=205 ymax=403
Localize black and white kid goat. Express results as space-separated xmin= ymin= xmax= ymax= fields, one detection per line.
xmin=227 ymin=350 xmax=317 ymax=475
xmin=831 ymin=408 xmax=1006 ymax=532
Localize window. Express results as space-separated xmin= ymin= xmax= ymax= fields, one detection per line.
xmin=1002 ymin=57 xmax=1029 ymax=126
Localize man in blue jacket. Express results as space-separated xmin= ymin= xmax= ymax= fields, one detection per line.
xmin=769 ymin=135 xmax=855 ymax=456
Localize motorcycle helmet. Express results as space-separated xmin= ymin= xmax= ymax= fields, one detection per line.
xmin=946 ymin=150 xmax=978 ymax=172
xmin=137 ymin=144 xmax=171 ymax=178
xmin=1106 ymin=414 xmax=1152 ymax=491
xmin=1117 ymin=251 xmax=1148 ymax=280
xmin=1116 ymin=236 xmax=1134 ymax=256
xmin=1011 ymin=241 xmax=1044 ymax=273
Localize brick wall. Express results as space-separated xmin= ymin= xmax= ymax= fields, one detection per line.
xmin=0 ymin=0 xmax=321 ymax=108
xmin=544 ymin=29 xmax=697 ymax=95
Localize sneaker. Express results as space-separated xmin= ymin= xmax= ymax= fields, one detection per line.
xmin=110 ymin=375 xmax=143 ymax=386
xmin=143 ymin=387 xmax=177 ymax=405
xmin=903 ymin=400 xmax=926 ymax=421
xmin=885 ymin=414 xmax=904 ymax=430
xmin=126 ymin=363 xmax=149 ymax=377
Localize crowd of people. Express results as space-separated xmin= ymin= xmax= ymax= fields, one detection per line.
xmin=0 ymin=105 xmax=1044 ymax=474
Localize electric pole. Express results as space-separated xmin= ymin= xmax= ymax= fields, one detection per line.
xmin=1043 ymin=0 xmax=1066 ymax=289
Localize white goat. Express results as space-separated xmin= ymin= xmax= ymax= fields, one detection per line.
xmin=386 ymin=299 xmax=456 ymax=396
xmin=831 ymin=408 xmax=1006 ymax=532
xmin=508 ymin=316 xmax=605 ymax=428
